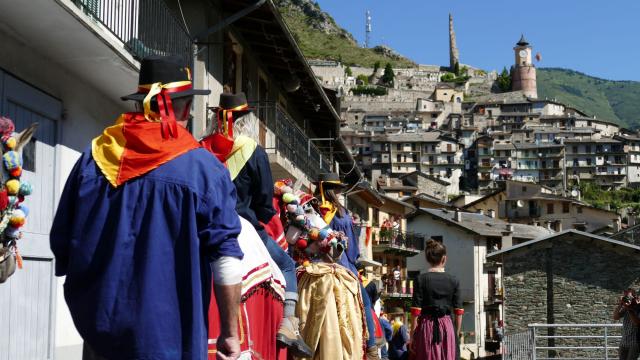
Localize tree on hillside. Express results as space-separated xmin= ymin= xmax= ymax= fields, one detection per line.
xmin=381 ymin=63 xmax=395 ymax=86
xmin=497 ymin=67 xmax=512 ymax=92
xmin=356 ymin=74 xmax=369 ymax=85
xmin=344 ymin=66 xmax=353 ymax=77
xmin=372 ymin=61 xmax=381 ymax=75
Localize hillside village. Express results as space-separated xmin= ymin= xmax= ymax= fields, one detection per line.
xmin=308 ymin=15 xmax=640 ymax=231
xmin=0 ymin=1 xmax=638 ymax=360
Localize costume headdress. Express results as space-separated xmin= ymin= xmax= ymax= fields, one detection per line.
xmin=121 ymin=55 xmax=210 ymax=139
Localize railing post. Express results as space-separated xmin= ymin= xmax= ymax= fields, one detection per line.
xmin=604 ymin=326 xmax=608 ymax=360
xmin=530 ymin=326 xmax=536 ymax=360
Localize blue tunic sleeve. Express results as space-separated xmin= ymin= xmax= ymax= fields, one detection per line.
xmin=249 ymin=147 xmax=276 ymax=224
xmin=330 ymin=211 xmax=360 ymax=275
xmin=50 ymin=152 xmax=84 ymax=276
xmin=198 ymin=169 xmax=244 ymax=261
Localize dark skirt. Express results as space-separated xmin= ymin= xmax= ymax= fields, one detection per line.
xmin=412 ymin=315 xmax=457 ymax=360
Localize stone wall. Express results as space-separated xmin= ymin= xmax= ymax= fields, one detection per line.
xmin=503 ymin=239 xmax=640 ymax=358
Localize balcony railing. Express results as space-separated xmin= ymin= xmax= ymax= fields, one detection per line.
xmin=372 ymin=229 xmax=425 ymax=256
xmin=251 ymin=102 xmax=333 ymax=180
xmin=73 ymin=0 xmax=193 ymax=64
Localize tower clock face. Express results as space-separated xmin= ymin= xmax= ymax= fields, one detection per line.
xmin=519 ymin=50 xmax=528 ymax=58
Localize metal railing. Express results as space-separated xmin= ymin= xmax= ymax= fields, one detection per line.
xmin=503 ymin=324 xmax=623 ymax=360
xmin=251 ymin=102 xmax=333 ymax=180
xmin=374 ymin=228 xmax=426 ymax=252
xmin=73 ymin=0 xmax=193 ymax=64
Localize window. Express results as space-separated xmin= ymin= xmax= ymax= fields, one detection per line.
xmin=572 ymin=146 xmax=578 ymax=153
xmin=587 ymin=158 xmax=592 ymax=166
xmin=397 ymin=154 xmax=402 ymax=162
xmin=577 ymin=206 xmax=583 ymax=214
xmin=562 ymin=202 xmax=570 ymax=213
xmin=522 ymin=186 xmax=527 ymax=193
xmin=396 ymin=144 xmax=401 ymax=150
xmin=547 ymin=203 xmax=554 ymax=214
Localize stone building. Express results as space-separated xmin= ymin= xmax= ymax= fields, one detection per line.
xmin=487 ymin=230 xmax=640 ymax=349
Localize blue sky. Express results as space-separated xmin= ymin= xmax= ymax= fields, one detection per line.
xmin=315 ymin=0 xmax=640 ymax=81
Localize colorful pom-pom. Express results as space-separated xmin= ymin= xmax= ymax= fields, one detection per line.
xmin=296 ymin=239 xmax=308 ymax=250
xmin=6 ymin=179 xmax=20 ymax=195
xmin=0 ymin=188 xmax=8 ymax=211
xmin=4 ymin=137 xmax=16 ymax=150
xmin=319 ymin=228 xmax=329 ymax=240
xmin=280 ymin=186 xmax=293 ymax=195
xmin=9 ymin=209 xmax=26 ymax=227
xmin=308 ymin=228 xmax=320 ymax=241
xmin=3 ymin=151 xmax=21 ymax=171
xmin=9 ymin=167 xmax=22 ymax=178
xmin=19 ymin=181 xmax=32 ymax=196
xmin=17 ymin=204 xmax=28 ymax=217
xmin=286 ymin=204 xmax=298 ymax=213
xmin=302 ymin=260 xmax=311 ymax=267
xmin=282 ymin=193 xmax=297 ymax=204
xmin=7 ymin=196 xmax=18 ymax=207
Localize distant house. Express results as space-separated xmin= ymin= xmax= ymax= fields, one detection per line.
xmin=463 ymin=181 xmax=621 ymax=234
xmin=487 ymin=230 xmax=640 ymax=334
xmin=407 ymin=208 xmax=552 ymax=358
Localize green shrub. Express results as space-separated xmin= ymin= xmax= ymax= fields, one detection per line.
xmin=351 ymin=85 xmax=388 ymax=96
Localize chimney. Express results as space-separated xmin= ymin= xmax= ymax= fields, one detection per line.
xmin=488 ymin=209 xmax=496 ymax=218
xmin=546 ymin=221 xmax=553 ymax=231
xmin=454 ymin=209 xmax=462 ymax=222
xmin=502 ymin=224 xmax=514 ymax=248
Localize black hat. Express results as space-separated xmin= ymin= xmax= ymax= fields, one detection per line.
xmin=217 ymin=92 xmax=252 ymax=117
xmin=121 ymin=55 xmax=210 ymax=101
xmin=315 ymin=173 xmax=348 ymax=189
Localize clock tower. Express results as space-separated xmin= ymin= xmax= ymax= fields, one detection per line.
xmin=511 ymin=34 xmax=538 ymax=98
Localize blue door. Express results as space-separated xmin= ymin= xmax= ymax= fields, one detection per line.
xmin=0 ymin=70 xmax=60 ymax=360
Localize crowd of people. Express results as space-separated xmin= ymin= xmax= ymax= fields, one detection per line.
xmin=50 ymin=55 xmax=467 ymax=360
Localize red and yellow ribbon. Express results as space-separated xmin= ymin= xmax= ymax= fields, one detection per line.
xmin=138 ymin=80 xmax=193 ymax=139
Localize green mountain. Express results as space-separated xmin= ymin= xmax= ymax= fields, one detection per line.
xmin=537 ymin=68 xmax=640 ymax=129
xmin=274 ymin=0 xmax=415 ymax=68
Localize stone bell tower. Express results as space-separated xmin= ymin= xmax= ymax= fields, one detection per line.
xmin=449 ymin=13 xmax=459 ymax=71
xmin=511 ymin=34 xmax=538 ymax=98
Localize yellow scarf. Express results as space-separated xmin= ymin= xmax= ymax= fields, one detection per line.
xmin=226 ymin=135 xmax=257 ymax=180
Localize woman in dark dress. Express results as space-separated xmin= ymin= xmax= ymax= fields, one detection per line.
xmin=410 ymin=240 xmax=464 ymax=360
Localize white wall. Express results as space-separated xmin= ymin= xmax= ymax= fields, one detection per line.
xmin=1 ymin=26 xmax=132 ymax=360
xmin=407 ymin=214 xmax=487 ymax=355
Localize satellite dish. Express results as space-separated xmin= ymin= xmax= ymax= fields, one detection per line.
xmin=571 ymin=189 xmax=579 ymax=198
xmin=516 ymin=200 xmax=525 ymax=208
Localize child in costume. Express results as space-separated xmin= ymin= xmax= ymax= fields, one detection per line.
xmin=200 ymin=93 xmax=312 ymax=358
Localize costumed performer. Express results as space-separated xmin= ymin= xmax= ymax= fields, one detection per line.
xmin=314 ymin=173 xmax=380 ymax=360
xmin=200 ymin=93 xmax=312 ymax=358
xmin=50 ymin=56 xmax=244 ymax=360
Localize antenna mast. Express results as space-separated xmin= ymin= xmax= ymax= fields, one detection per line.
xmin=365 ymin=10 xmax=372 ymax=48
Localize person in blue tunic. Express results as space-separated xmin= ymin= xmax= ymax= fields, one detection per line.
xmin=314 ymin=173 xmax=380 ymax=360
xmin=200 ymin=93 xmax=312 ymax=358
xmin=50 ymin=56 xmax=244 ymax=360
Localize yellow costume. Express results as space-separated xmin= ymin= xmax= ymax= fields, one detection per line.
xmin=296 ymin=262 xmax=367 ymax=360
